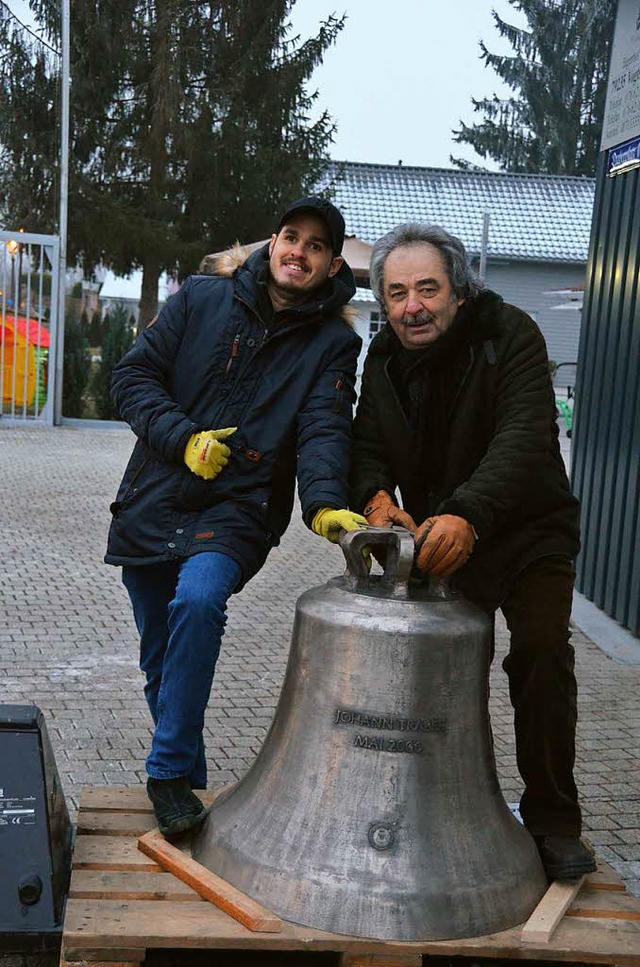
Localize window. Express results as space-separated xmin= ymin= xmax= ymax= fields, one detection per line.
xmin=368 ymin=310 xmax=382 ymax=342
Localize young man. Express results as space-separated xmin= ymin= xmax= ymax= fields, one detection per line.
xmin=350 ymin=222 xmax=596 ymax=881
xmin=106 ymin=197 xmax=366 ymax=837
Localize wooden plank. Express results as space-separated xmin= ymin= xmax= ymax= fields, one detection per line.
xmin=63 ymin=898 xmax=286 ymax=948
xmin=77 ymin=811 xmax=156 ymax=838
xmin=79 ymin=786 xmax=217 ymax=813
xmin=138 ymin=828 xmax=282 ymax=934
xmin=79 ymin=787 xmax=154 ymax=813
xmin=61 ymin=945 xmax=146 ymax=965
xmin=73 ymin=835 xmax=162 ymax=872
xmin=568 ymin=886 xmax=640 ymax=917
xmin=62 ymin=897 xmax=640 ymax=963
xmin=521 ymin=876 xmax=586 ymax=943
xmin=340 ymin=955 xmax=422 ymax=966
xmin=586 ymin=859 xmax=627 ymax=891
xmin=62 ymin=959 xmax=143 ymax=967
xmin=568 ymin=909 xmax=640 ymax=921
xmin=69 ymin=869 xmax=202 ymax=902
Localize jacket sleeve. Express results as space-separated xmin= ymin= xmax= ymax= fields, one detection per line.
xmin=349 ymin=353 xmax=397 ymax=513
xmin=110 ymin=279 xmax=199 ymax=463
xmin=296 ymin=332 xmax=361 ymax=524
xmin=439 ymin=315 xmax=560 ymax=540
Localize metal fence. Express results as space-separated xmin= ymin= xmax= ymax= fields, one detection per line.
xmin=571 ymin=156 xmax=640 ymax=636
xmin=0 ymin=230 xmax=59 ymax=425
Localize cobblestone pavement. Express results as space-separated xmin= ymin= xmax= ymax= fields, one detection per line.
xmin=0 ymin=423 xmax=638 ymax=897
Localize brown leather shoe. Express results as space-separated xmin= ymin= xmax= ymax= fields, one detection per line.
xmin=534 ymin=835 xmax=596 ymax=880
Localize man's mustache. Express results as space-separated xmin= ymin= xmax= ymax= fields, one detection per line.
xmin=400 ymin=310 xmax=435 ymax=327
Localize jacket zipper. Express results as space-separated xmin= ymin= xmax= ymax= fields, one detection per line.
xmin=216 ymin=294 xmax=324 ymax=428
xmin=117 ymin=457 xmax=149 ymax=505
xmin=207 ymin=297 xmax=267 ymax=430
xmin=225 ymin=334 xmax=241 ymax=376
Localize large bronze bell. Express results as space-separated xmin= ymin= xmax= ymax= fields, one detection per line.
xmin=192 ymin=528 xmax=547 ymax=941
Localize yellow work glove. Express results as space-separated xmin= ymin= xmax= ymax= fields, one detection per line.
xmin=311 ymin=508 xmax=368 ymax=544
xmin=363 ymin=490 xmax=417 ymax=531
xmin=184 ymin=428 xmax=237 ymax=480
xmin=414 ymin=514 xmax=476 ymax=577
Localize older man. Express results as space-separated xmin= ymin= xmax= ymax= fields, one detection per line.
xmin=106 ymin=197 xmax=366 ymax=837
xmin=350 ymin=222 xmax=595 ymax=881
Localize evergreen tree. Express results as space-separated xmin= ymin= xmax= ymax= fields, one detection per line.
xmin=1 ymin=2 xmax=344 ymax=324
xmin=0 ymin=7 xmax=58 ymax=227
xmin=62 ymin=314 xmax=91 ymax=418
xmin=92 ymin=305 xmax=134 ymax=420
xmin=451 ymin=0 xmax=615 ymax=175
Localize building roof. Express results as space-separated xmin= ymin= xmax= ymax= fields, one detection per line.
xmin=324 ymin=162 xmax=596 ymax=264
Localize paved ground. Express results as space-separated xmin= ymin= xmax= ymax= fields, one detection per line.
xmin=0 ymin=422 xmax=638 ymax=898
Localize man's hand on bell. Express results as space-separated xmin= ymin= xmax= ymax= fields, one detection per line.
xmin=414 ymin=514 xmax=476 ymax=577
xmin=311 ymin=508 xmax=368 ymax=544
xmin=184 ymin=428 xmax=237 ymax=480
xmin=363 ymin=490 xmax=417 ymax=531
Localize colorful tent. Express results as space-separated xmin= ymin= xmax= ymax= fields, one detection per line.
xmin=1 ymin=313 xmax=50 ymax=410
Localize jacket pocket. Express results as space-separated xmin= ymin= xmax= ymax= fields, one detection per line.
xmin=177 ymin=473 xmax=215 ymax=511
xmin=110 ymin=457 xmax=150 ymax=517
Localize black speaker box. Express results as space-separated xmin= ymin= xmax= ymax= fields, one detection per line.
xmin=0 ymin=705 xmax=73 ymax=951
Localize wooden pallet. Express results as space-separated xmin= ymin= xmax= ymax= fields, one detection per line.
xmin=61 ymin=786 xmax=640 ymax=967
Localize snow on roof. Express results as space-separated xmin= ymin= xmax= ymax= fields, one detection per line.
xmin=323 ymin=161 xmax=596 ymax=264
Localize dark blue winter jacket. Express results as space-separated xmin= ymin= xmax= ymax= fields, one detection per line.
xmin=105 ymin=244 xmax=361 ymax=586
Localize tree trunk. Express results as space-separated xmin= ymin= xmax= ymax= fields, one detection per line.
xmin=139 ymin=256 xmax=161 ymax=329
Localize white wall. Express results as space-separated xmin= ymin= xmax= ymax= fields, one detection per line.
xmin=485 ymin=261 xmax=585 ymax=381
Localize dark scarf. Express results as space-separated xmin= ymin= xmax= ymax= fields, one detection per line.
xmin=388 ymin=302 xmax=474 ymax=486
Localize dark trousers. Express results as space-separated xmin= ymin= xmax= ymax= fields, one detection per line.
xmin=499 ymin=554 xmax=581 ymax=838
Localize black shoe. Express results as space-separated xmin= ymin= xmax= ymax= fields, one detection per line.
xmin=534 ymin=835 xmax=597 ymax=880
xmin=146 ymin=776 xmax=206 ymax=838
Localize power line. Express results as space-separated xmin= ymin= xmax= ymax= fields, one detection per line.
xmin=0 ymin=0 xmax=60 ymax=56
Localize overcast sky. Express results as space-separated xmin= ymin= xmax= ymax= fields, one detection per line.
xmin=288 ymin=0 xmax=526 ymax=170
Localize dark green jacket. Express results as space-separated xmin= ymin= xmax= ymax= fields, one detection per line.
xmin=350 ymin=290 xmax=580 ymax=610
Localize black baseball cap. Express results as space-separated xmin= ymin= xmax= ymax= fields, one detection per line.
xmin=276 ymin=196 xmax=345 ymax=254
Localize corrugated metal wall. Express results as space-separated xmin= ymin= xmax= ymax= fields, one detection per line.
xmin=571 ymin=155 xmax=640 ymax=635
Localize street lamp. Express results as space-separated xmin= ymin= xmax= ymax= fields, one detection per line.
xmin=6 ymin=239 xmax=18 ymax=309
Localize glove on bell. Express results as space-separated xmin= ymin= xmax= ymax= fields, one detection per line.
xmin=414 ymin=514 xmax=476 ymax=577
xmin=363 ymin=490 xmax=417 ymax=531
xmin=184 ymin=428 xmax=237 ymax=480
xmin=311 ymin=508 xmax=368 ymax=544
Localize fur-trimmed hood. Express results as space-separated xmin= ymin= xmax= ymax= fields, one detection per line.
xmin=199 ymin=242 xmax=257 ymax=278
xmin=199 ymin=242 xmax=358 ymax=328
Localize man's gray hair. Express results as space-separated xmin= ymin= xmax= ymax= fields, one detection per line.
xmin=369 ymin=223 xmax=485 ymax=305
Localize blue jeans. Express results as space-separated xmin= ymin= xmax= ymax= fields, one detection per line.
xmin=122 ymin=552 xmax=242 ymax=788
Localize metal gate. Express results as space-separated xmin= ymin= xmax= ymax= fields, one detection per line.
xmin=0 ymin=230 xmax=59 ymax=425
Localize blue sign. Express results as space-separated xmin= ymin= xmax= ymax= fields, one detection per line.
xmin=608 ymin=134 xmax=640 ymax=176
